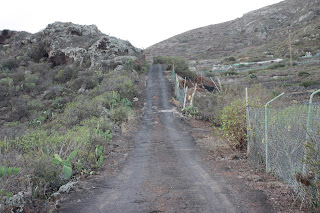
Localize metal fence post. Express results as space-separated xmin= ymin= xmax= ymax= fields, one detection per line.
xmin=246 ymin=88 xmax=250 ymax=156
xmin=306 ymin=89 xmax=320 ymax=136
xmin=265 ymin=93 xmax=284 ymax=172
xmin=303 ymin=89 xmax=320 ymax=174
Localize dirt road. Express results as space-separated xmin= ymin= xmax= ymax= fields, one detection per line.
xmin=58 ymin=65 xmax=274 ymax=213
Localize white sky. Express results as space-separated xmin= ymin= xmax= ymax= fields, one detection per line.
xmin=1 ymin=0 xmax=283 ymax=49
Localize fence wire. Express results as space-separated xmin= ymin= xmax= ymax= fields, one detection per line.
xmin=247 ymin=102 xmax=320 ymax=198
xmin=171 ymin=70 xmax=185 ymax=105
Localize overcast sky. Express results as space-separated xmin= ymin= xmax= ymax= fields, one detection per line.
xmin=1 ymin=0 xmax=283 ymax=49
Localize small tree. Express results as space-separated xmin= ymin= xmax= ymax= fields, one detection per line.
xmin=219 ymin=98 xmax=260 ymax=150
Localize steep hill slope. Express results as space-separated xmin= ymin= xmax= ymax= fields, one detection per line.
xmin=0 ymin=22 xmax=144 ymax=126
xmin=0 ymin=22 xmax=147 ymax=211
xmin=147 ymin=0 xmax=320 ymax=61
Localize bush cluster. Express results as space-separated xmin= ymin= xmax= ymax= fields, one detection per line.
xmin=300 ymin=81 xmax=319 ymax=87
xmin=2 ymin=59 xmax=19 ymax=71
xmin=153 ymin=56 xmax=196 ymax=80
xmin=0 ymin=89 xmax=133 ymax=199
xmin=100 ymin=70 xmax=137 ymax=100
xmin=218 ymin=98 xmax=261 ymax=150
xmin=297 ymin=71 xmax=310 ymax=77
xmin=268 ymin=63 xmax=286 ymax=69
xmin=0 ymin=62 xmax=141 ymax=204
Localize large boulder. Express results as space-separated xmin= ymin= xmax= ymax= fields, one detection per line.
xmin=42 ymin=22 xmax=102 ymax=38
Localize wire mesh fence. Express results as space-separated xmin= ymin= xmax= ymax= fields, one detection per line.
xmin=247 ymin=102 xmax=320 ymax=200
xmin=170 ymin=70 xmax=185 ymax=106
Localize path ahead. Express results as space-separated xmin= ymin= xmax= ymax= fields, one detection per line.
xmin=59 ymin=65 xmax=274 ymax=213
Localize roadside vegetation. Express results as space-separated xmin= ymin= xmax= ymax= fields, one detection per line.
xmin=0 ymin=45 xmax=147 ymax=206
xmin=153 ymin=56 xmax=196 ymax=80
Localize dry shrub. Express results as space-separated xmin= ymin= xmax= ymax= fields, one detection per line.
xmin=100 ymin=70 xmax=137 ymax=100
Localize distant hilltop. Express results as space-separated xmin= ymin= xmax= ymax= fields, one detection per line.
xmin=147 ymin=0 xmax=320 ymax=62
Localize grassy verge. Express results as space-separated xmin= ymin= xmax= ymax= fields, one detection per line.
xmin=0 ymin=64 xmax=144 ymax=202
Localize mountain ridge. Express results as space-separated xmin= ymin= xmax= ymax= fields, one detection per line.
xmin=146 ymin=0 xmax=320 ymax=62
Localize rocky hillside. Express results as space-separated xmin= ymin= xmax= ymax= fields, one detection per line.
xmin=0 ymin=22 xmax=145 ymax=126
xmin=0 ymin=22 xmax=147 ymax=211
xmin=147 ymin=0 xmax=320 ymax=61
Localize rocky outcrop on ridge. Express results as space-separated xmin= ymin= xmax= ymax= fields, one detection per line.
xmin=1 ymin=22 xmax=143 ymax=69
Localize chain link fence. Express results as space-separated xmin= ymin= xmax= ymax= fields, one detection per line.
xmin=247 ymin=101 xmax=320 ymax=200
xmin=170 ymin=70 xmax=185 ymax=106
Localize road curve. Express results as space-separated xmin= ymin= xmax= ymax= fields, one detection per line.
xmin=58 ymin=64 xmax=274 ymax=213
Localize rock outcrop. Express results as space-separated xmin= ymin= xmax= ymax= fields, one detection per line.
xmin=1 ymin=22 xmax=143 ymax=69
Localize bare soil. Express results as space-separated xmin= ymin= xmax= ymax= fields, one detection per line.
xmin=188 ymin=118 xmax=312 ymax=212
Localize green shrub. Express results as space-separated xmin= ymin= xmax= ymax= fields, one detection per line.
xmin=268 ymin=63 xmax=286 ymax=69
xmin=111 ymin=106 xmax=131 ymax=124
xmin=219 ymin=98 xmax=261 ymax=150
xmin=153 ymin=56 xmax=196 ymax=80
xmin=100 ymin=71 xmax=136 ymax=99
xmin=194 ymin=93 xmax=222 ymax=125
xmin=248 ymin=70 xmax=256 ymax=75
xmin=181 ymin=106 xmax=199 ymax=117
xmin=51 ymin=97 xmax=64 ymax=112
xmin=54 ymin=69 xmax=74 ymax=83
xmin=11 ymin=72 xmax=25 ymax=83
xmin=24 ymin=72 xmax=40 ymax=90
xmin=2 ymin=59 xmax=19 ymax=71
xmin=0 ymin=77 xmax=14 ymax=87
xmin=0 ymin=166 xmax=19 ymax=178
xmin=271 ymin=91 xmax=282 ymax=97
xmin=303 ymin=127 xmax=320 ymax=208
xmin=0 ymin=65 xmax=10 ymax=74
xmin=70 ymin=76 xmax=97 ymax=91
xmin=52 ymin=150 xmax=78 ymax=179
xmin=59 ymin=99 xmax=100 ymax=127
xmin=224 ymin=71 xmax=238 ymax=76
xmin=223 ymin=57 xmax=236 ymax=62
xmin=0 ymin=114 xmax=113 ymax=197
xmin=239 ymin=64 xmax=249 ymax=68
xmin=5 ymin=130 xmax=61 ymax=153
xmin=249 ymin=73 xmax=257 ymax=79
xmin=298 ymin=71 xmax=310 ymax=77
xmin=300 ymin=81 xmax=319 ymax=87
xmin=141 ymin=62 xmax=150 ymax=74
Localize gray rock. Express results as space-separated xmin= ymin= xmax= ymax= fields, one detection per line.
xmin=216 ymin=156 xmax=226 ymax=161
xmin=58 ymin=181 xmax=78 ymax=194
xmin=51 ymin=192 xmax=61 ymax=201
xmin=28 ymin=22 xmax=143 ymax=69
xmin=88 ymin=37 xmax=141 ymax=68
xmin=78 ymin=85 xmax=86 ymax=94
xmin=43 ymin=22 xmax=102 ymax=38
xmin=114 ymin=65 xmax=124 ymax=72
xmin=2 ymin=192 xmax=26 ymax=209
xmin=63 ymin=47 xmax=87 ymax=66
